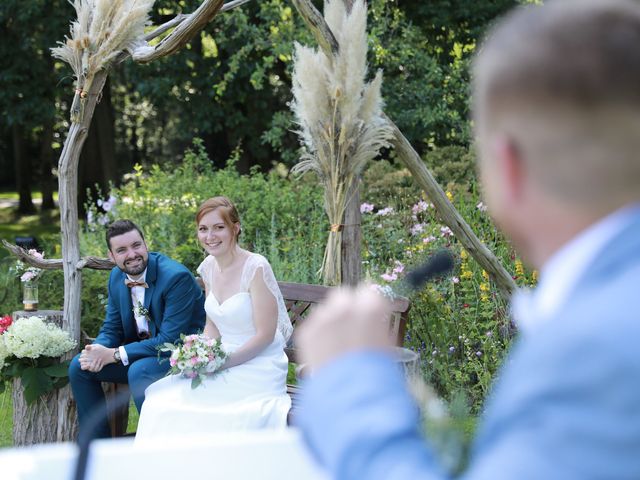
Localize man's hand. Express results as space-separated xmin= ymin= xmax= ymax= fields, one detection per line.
xmin=296 ymin=285 xmax=395 ymax=373
xmin=79 ymin=344 xmax=116 ymax=372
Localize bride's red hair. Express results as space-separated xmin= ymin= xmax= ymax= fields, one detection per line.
xmin=195 ymin=196 xmax=241 ymax=240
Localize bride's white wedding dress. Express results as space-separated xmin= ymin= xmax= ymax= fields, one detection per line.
xmin=135 ymin=253 xmax=292 ymax=441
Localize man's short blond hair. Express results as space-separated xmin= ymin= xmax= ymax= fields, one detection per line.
xmin=473 ymin=0 xmax=640 ymax=208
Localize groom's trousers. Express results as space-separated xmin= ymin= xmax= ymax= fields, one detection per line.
xmin=69 ymin=354 xmax=169 ymax=440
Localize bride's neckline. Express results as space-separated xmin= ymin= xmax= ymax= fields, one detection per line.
xmin=209 ymin=253 xmax=254 ymax=305
xmin=209 ymin=291 xmax=250 ymax=307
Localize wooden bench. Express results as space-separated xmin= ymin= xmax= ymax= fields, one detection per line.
xmin=100 ymin=281 xmax=410 ymax=436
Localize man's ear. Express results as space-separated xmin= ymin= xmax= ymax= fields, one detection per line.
xmin=494 ymin=136 xmax=526 ymax=203
xmin=107 ymin=249 xmax=115 ymax=262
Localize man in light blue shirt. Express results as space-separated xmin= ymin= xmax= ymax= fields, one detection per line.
xmin=295 ymin=1 xmax=640 ymax=478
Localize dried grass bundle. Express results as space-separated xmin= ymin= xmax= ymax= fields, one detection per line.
xmin=291 ymin=0 xmax=394 ymax=285
xmin=51 ymin=0 xmax=155 ymax=122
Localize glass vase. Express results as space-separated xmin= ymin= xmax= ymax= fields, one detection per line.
xmin=22 ymin=281 xmax=39 ymax=312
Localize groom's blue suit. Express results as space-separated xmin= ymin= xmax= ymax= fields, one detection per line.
xmin=69 ymin=252 xmax=205 ymax=439
xmin=298 ymin=210 xmax=640 ymax=479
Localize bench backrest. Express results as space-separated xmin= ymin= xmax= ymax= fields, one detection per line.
xmin=277 ymin=281 xmax=410 ymax=363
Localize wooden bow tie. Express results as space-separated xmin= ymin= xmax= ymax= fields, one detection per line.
xmin=125 ymin=280 xmax=149 ymax=288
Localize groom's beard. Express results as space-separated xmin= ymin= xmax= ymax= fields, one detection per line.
xmin=121 ymin=255 xmax=147 ymax=276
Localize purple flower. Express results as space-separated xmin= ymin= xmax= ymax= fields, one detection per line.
xmin=360 ymin=202 xmax=375 ymax=214
xmin=410 ymin=223 xmax=425 ymax=236
xmin=451 ymin=276 xmax=460 ymax=284
xmin=423 ymin=235 xmax=436 ymax=244
xmin=448 ymin=346 xmax=455 ymax=353
xmin=440 ymin=226 xmax=453 ymax=237
xmin=476 ymin=351 xmax=483 ymax=357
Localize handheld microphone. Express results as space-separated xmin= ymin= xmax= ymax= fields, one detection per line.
xmin=404 ymin=249 xmax=455 ymax=291
xmin=74 ymin=388 xmax=133 ymax=480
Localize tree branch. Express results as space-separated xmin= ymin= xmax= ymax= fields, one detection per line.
xmin=131 ymin=0 xmax=227 ymax=63
xmin=291 ymin=0 xmax=340 ymax=57
xmin=2 ymin=240 xmax=114 ymax=271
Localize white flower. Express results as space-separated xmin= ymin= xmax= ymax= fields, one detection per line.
xmin=3 ymin=316 xmax=76 ymax=359
xmin=0 ymin=337 xmax=9 ymax=371
xmin=376 ymin=206 xmax=394 ymax=216
xmin=476 ymin=201 xmax=488 ymax=212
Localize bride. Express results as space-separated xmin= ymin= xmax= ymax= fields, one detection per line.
xmin=135 ymin=196 xmax=293 ymax=440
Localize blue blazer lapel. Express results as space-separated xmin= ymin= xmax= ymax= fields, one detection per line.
xmin=117 ymin=271 xmax=137 ymax=340
xmin=144 ymin=253 xmax=159 ymax=337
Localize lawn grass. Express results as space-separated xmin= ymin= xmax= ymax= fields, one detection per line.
xmin=0 ymin=383 xmax=13 ymax=448
xmin=0 ymin=192 xmax=60 ymax=259
xmin=0 ymin=382 xmax=140 ymax=446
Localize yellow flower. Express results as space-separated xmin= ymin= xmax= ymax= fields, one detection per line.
xmin=446 ymin=191 xmax=454 ymax=202
xmin=532 ymin=270 xmax=539 ymax=282
xmin=515 ymin=259 xmax=525 ymax=277
xmin=460 ymin=249 xmax=468 ymax=260
xmin=479 ymin=282 xmax=490 ymax=292
xmin=480 ymin=293 xmax=490 ymax=303
xmin=461 ymin=269 xmax=473 ymax=280
xmin=482 ymin=270 xmax=489 ymax=281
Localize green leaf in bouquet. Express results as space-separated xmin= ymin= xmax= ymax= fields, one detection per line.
xmin=43 ymin=360 xmax=70 ymax=378
xmin=190 ymin=375 xmax=203 ymax=389
xmin=20 ymin=367 xmax=54 ymax=405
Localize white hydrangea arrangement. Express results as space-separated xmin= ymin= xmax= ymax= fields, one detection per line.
xmin=2 ymin=316 xmax=76 ymax=359
xmin=0 ymin=316 xmax=77 ymax=404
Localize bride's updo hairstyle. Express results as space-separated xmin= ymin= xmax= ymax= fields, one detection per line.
xmin=195 ymin=196 xmax=242 ymax=241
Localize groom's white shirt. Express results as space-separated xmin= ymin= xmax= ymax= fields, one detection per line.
xmin=119 ymin=269 xmax=148 ymax=366
xmin=512 ymin=204 xmax=640 ymax=334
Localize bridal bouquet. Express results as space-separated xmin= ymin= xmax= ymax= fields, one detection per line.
xmin=159 ymin=334 xmax=227 ymax=389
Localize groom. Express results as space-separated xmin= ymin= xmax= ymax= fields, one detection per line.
xmin=69 ymin=219 xmax=205 ymax=440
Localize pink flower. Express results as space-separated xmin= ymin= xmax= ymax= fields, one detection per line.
xmin=423 ymin=235 xmax=436 ymax=244
xmin=440 ymin=226 xmax=453 ymax=237
xmin=392 ymin=261 xmax=404 ymax=274
xmin=27 ymin=249 xmax=44 ymax=260
xmin=411 ymin=200 xmax=430 ymax=215
xmin=21 ymin=271 xmax=36 ymax=282
xmin=381 ymin=272 xmax=398 ymax=282
xmin=360 ymin=202 xmax=375 ymax=214
xmin=169 ymin=357 xmax=177 ymax=367
xmin=0 ymin=314 xmax=12 ymax=334
xmin=451 ymin=276 xmax=460 ymax=284
xmin=190 ymin=357 xmax=199 ymax=365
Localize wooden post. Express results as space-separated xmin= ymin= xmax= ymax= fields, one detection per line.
xmin=10 ymin=310 xmax=77 ymax=446
xmin=340 ymin=178 xmax=362 ymax=286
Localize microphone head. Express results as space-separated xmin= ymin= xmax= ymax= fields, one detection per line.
xmin=405 ymin=249 xmax=455 ymax=290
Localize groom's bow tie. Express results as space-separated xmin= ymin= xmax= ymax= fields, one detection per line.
xmin=125 ymin=279 xmax=149 ymax=288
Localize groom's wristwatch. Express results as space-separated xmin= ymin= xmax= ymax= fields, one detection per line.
xmin=113 ymin=348 xmax=121 ymax=363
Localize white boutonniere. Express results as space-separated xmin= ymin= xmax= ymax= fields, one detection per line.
xmin=133 ymin=301 xmax=149 ymax=318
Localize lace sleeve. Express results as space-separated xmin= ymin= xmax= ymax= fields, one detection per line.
xmin=243 ymin=254 xmax=293 ymax=342
xmin=196 ymin=255 xmax=214 ymax=292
